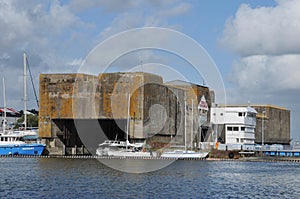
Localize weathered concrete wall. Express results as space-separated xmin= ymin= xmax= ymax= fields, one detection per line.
xmin=39 ymin=74 xmax=97 ymax=138
xmin=165 ymin=81 xmax=212 ymax=148
xmin=254 ymin=105 xmax=290 ymax=145
xmin=39 ymin=72 xmax=170 ymax=138
xmin=39 ymin=73 xmax=212 ymax=154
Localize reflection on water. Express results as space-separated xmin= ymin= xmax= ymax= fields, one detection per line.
xmin=98 ymin=158 xmax=174 ymax=173
xmin=0 ymin=158 xmax=300 ymax=198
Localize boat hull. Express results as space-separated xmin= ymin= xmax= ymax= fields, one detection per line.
xmin=161 ymin=151 xmax=209 ymax=159
xmin=0 ymin=144 xmax=45 ymax=156
xmin=107 ymin=150 xmax=156 ymax=158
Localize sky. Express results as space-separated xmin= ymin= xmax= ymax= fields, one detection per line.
xmin=0 ymin=0 xmax=299 ymax=140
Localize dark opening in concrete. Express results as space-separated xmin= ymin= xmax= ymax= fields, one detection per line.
xmin=52 ymin=118 xmax=127 ymax=155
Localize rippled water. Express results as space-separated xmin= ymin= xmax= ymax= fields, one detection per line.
xmin=0 ymin=158 xmax=300 ymax=198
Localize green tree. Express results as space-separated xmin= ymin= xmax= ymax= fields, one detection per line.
xmin=16 ymin=114 xmax=38 ymax=128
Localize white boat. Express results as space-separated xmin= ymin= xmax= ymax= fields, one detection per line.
xmin=96 ymin=139 xmax=156 ymax=157
xmin=96 ymin=95 xmax=156 ymax=158
xmin=161 ymin=150 xmax=208 ymax=159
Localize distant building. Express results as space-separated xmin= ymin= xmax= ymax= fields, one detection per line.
xmin=222 ymin=105 xmax=291 ymax=145
xmin=211 ymin=106 xmax=257 ymax=147
xmin=252 ymin=105 xmax=290 ymax=145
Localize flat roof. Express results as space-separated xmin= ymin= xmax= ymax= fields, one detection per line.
xmin=216 ymin=104 xmax=288 ymax=111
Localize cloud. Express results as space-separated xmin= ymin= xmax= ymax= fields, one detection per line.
xmin=0 ymin=0 xmax=89 ymax=67
xmin=144 ymin=3 xmax=191 ymax=27
xmin=97 ymin=13 xmax=143 ymax=41
xmin=157 ymin=3 xmax=191 ymax=18
xmin=68 ymin=0 xmax=184 ymax=14
xmin=220 ymin=0 xmax=300 ymax=56
xmin=96 ymin=1 xmax=191 ymax=40
xmin=68 ymin=0 xmax=140 ymax=13
xmin=229 ymin=55 xmax=300 ymax=92
xmin=220 ymin=0 xmax=300 ymax=98
xmin=67 ymin=58 xmax=84 ymax=67
xmin=0 ymin=0 xmax=92 ymax=108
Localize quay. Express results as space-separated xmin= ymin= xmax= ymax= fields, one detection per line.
xmin=1 ymin=154 xmax=300 ymax=163
xmin=0 ymin=155 xmax=206 ymax=161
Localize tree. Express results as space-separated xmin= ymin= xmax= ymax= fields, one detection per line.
xmin=16 ymin=114 xmax=38 ymax=128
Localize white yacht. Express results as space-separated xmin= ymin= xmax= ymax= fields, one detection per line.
xmin=96 ymin=139 xmax=156 ymax=157
xmin=161 ymin=150 xmax=208 ymax=159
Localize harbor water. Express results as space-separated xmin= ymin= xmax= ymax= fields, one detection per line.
xmin=1 ymin=158 xmax=300 ymax=198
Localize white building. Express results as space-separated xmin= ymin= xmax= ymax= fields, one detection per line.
xmin=211 ymin=106 xmax=257 ymax=147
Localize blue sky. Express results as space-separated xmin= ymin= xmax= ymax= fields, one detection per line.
xmin=0 ymin=0 xmax=299 ymax=139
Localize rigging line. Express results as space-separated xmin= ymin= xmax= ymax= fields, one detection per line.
xmin=26 ymin=56 xmax=39 ymax=107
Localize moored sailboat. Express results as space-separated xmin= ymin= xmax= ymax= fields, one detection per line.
xmin=96 ymin=94 xmax=156 ymax=158
xmin=161 ymin=98 xmax=209 ymax=159
xmin=0 ymin=53 xmax=45 ymax=156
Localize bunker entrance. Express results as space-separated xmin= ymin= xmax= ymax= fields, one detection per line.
xmin=52 ymin=118 xmax=127 ymax=155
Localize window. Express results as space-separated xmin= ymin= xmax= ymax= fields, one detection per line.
xmin=241 ymin=127 xmax=245 ymax=131
xmin=233 ymin=127 xmax=239 ymax=131
xmin=241 ymin=138 xmax=244 ymax=143
xmin=220 ymin=113 xmax=223 ymax=116
xmin=236 ymin=138 xmax=239 ymax=143
xmin=239 ymin=112 xmax=246 ymax=117
xmin=247 ymin=112 xmax=256 ymax=117
xmin=227 ymin=126 xmax=233 ymax=131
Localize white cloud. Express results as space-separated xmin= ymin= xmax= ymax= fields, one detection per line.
xmin=220 ymin=0 xmax=300 ymax=98
xmin=68 ymin=0 xmax=140 ymax=13
xmin=157 ymin=3 xmax=191 ymax=18
xmin=220 ymin=0 xmax=300 ymax=56
xmin=97 ymin=13 xmax=143 ymax=41
xmin=68 ymin=0 xmax=181 ymax=14
xmin=229 ymin=55 xmax=300 ymax=92
xmin=67 ymin=58 xmax=84 ymax=67
xmin=0 ymin=0 xmax=92 ymax=109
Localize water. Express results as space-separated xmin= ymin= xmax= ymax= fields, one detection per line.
xmin=1 ymin=158 xmax=300 ymax=198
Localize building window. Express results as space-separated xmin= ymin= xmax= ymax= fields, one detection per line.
xmin=241 ymin=127 xmax=245 ymax=131
xmin=213 ymin=113 xmax=216 ymax=116
xmin=239 ymin=112 xmax=246 ymax=117
xmin=227 ymin=126 xmax=232 ymax=131
xmin=241 ymin=138 xmax=244 ymax=143
xmin=220 ymin=113 xmax=223 ymax=116
xmin=247 ymin=112 xmax=255 ymax=117
xmin=236 ymin=138 xmax=239 ymax=143
xmin=233 ymin=127 xmax=239 ymax=131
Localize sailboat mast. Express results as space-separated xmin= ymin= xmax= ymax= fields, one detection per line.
xmin=191 ymin=99 xmax=193 ymax=150
xmin=126 ymin=93 xmax=130 ymax=149
xmin=184 ymin=99 xmax=187 ymax=152
xmin=2 ymin=77 xmax=6 ymax=134
xmin=23 ymin=52 xmax=27 ymax=130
